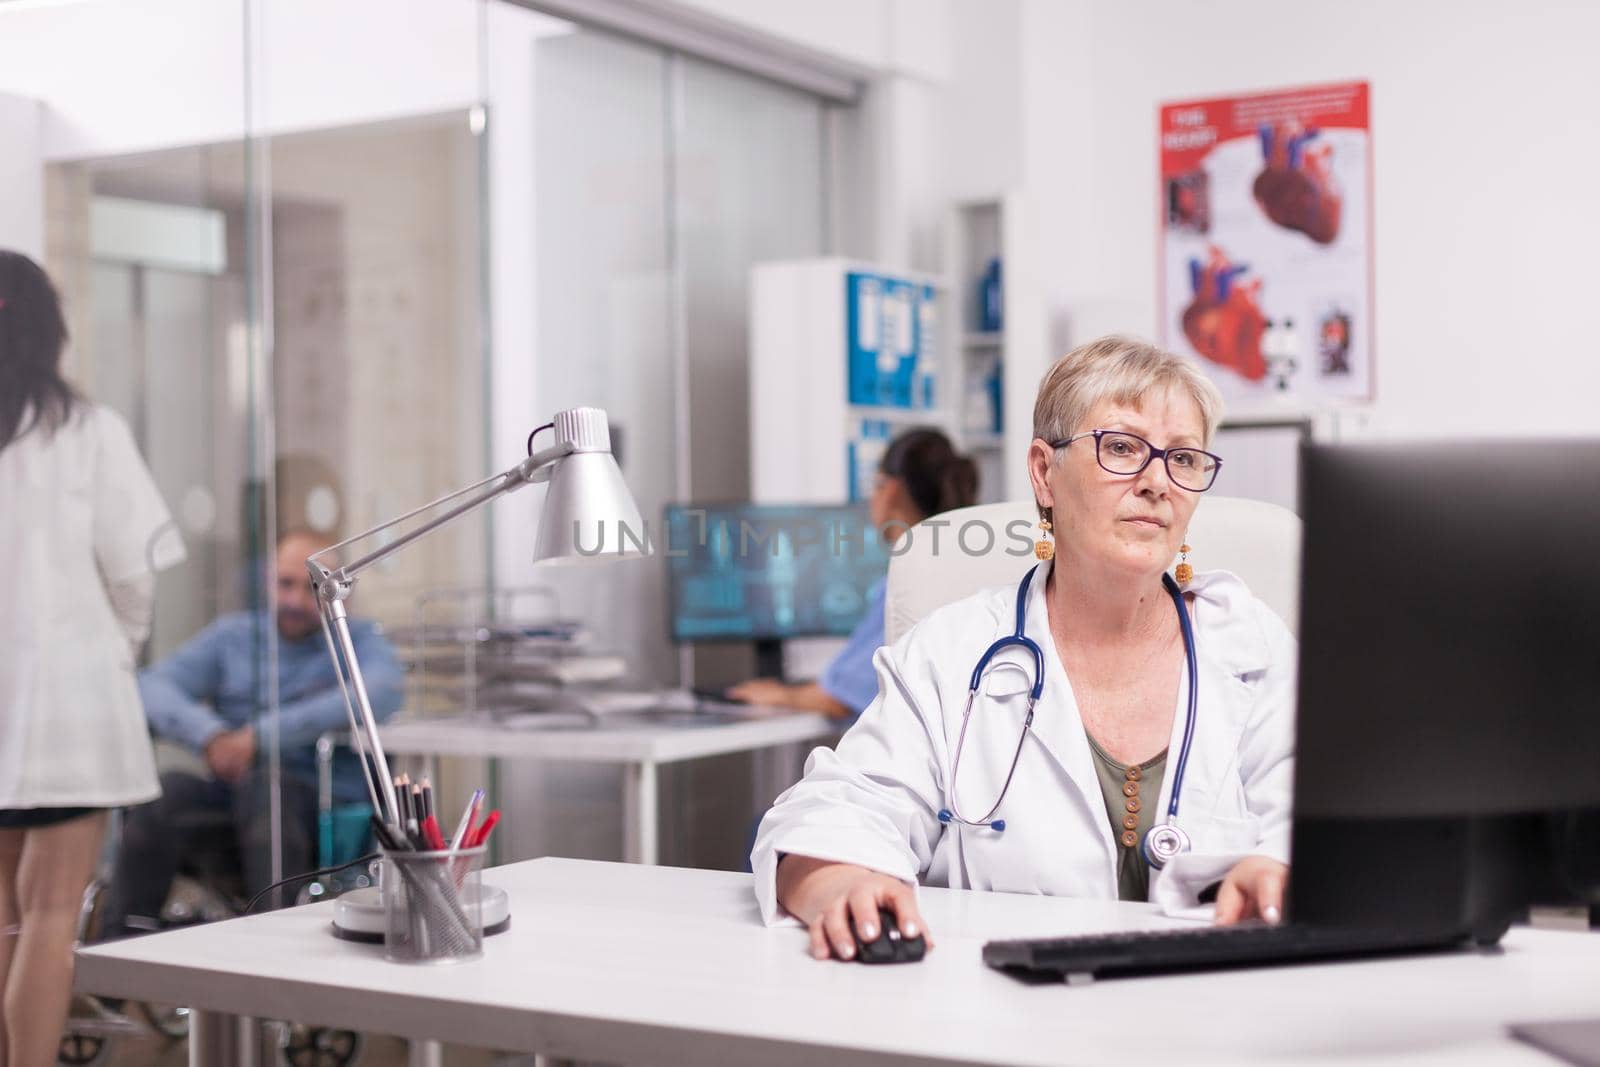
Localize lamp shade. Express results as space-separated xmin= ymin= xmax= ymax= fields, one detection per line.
xmin=531 ymin=407 xmax=652 ymax=564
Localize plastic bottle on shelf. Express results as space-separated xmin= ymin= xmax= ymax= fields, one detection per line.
xmin=964 ymin=373 xmax=990 ymax=434
xmin=916 ymin=284 xmax=939 ymax=409
xmin=987 ymin=357 xmax=1004 ymax=434
xmin=979 ymin=257 xmax=1003 ymax=333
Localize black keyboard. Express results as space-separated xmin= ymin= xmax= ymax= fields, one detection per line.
xmin=983 ymin=922 xmax=1467 ymax=982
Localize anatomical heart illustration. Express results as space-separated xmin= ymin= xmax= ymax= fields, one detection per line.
xmin=1318 ymin=308 xmax=1352 ymax=375
xmin=1166 ymin=169 xmax=1210 ymax=234
xmin=1159 ymin=81 xmax=1371 ymax=404
xmin=1182 ymin=247 xmax=1267 ymax=381
xmin=1252 ymin=122 xmax=1341 ymax=244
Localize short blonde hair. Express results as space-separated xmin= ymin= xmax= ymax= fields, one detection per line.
xmin=1031 ymin=336 xmax=1224 ymax=521
xmin=1033 ymin=334 xmax=1223 ymax=448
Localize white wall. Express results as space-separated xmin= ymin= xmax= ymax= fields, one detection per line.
xmin=1009 ymin=0 xmax=1600 ymax=438
xmin=713 ymin=0 xmax=1600 ymax=441
xmin=483 ymin=1 xmax=550 ymax=599
xmin=649 ymin=0 xmax=956 ymax=273
xmin=940 ymin=0 xmax=1022 ymax=204
xmin=0 ymin=0 xmax=248 ymax=159
xmin=857 ymin=75 xmax=948 ymax=272
xmin=0 ymin=0 xmax=504 ymax=160
xmin=663 ymin=0 xmax=951 ymax=81
xmin=0 ymin=93 xmax=44 ymax=256
xmin=664 ymin=0 xmax=885 ymax=72
xmin=703 ymin=0 xmax=1600 ymax=461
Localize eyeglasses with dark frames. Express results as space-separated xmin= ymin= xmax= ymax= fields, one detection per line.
xmin=1049 ymin=430 xmax=1222 ymax=492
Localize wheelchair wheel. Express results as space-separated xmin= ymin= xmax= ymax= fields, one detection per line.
xmin=278 ymin=1023 xmax=364 ymax=1067
xmin=75 ymin=878 xmax=105 ymax=943
xmin=139 ymin=999 xmax=192 ymax=1040
xmin=56 ymin=1031 xmax=110 ymax=1067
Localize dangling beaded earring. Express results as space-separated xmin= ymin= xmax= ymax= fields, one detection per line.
xmin=1035 ymin=514 xmax=1055 ymax=561
xmin=1175 ymin=540 xmax=1194 ymax=588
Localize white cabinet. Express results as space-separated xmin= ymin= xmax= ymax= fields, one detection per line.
xmin=750 ymin=258 xmax=953 ymax=503
xmin=751 ymin=199 xmax=1044 ymax=508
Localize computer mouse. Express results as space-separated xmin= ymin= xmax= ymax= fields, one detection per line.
xmin=850 ymin=906 xmax=926 ymax=964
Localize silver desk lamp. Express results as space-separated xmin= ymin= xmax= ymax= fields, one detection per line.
xmin=307 ymin=406 xmax=651 ymax=830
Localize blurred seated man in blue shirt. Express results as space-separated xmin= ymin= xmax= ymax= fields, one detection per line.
xmin=726 ymin=430 xmax=978 ymax=720
xmin=102 ymin=529 xmax=403 ymax=934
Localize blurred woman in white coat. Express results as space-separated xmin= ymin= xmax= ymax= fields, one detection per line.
xmin=752 ymin=335 xmax=1295 ymax=961
xmin=0 ymin=250 xmax=184 ymax=1063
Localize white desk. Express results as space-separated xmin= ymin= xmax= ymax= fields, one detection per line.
xmin=378 ymin=711 xmax=836 ymax=864
xmin=76 ymin=857 xmax=1599 ymax=1067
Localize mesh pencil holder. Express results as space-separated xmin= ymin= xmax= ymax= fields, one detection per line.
xmin=380 ymin=844 xmax=487 ymax=963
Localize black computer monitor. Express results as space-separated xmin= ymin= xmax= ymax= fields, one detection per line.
xmin=1292 ymin=440 xmax=1600 ymax=938
xmin=664 ymin=503 xmax=890 ymax=672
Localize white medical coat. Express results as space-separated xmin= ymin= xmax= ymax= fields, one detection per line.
xmin=0 ymin=404 xmax=185 ymax=808
xmin=751 ymin=562 xmax=1296 ymax=920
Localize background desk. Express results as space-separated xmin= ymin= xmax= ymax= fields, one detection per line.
xmin=378 ymin=712 xmax=836 ymax=864
xmin=76 ymin=857 xmax=1600 ymax=1066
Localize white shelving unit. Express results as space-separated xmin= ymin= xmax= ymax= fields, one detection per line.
xmin=749 ymin=206 xmax=1045 ymax=510
xmin=944 ymin=194 xmax=1044 ymax=504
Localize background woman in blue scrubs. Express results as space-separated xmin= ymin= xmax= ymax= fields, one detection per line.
xmin=726 ymin=429 xmax=978 ymax=720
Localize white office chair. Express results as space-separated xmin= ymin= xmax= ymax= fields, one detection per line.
xmin=884 ymin=496 xmax=1302 ymax=644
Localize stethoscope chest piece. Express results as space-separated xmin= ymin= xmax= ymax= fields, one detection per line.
xmin=1140 ymin=822 xmax=1192 ymax=870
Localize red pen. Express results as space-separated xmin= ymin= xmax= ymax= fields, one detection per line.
xmin=469 ymin=809 xmax=500 ymax=848
xmin=422 ymin=814 xmax=445 ymax=851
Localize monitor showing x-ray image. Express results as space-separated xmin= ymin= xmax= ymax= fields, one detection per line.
xmin=665 ymin=503 xmax=890 ymax=642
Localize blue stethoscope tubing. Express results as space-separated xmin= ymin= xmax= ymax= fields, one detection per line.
xmin=936 ymin=562 xmax=1200 ymax=870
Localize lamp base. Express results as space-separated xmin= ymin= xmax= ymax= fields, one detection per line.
xmin=330 ymin=884 xmax=512 ymax=943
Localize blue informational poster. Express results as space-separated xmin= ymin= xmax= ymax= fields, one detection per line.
xmin=846 ymin=272 xmax=939 ymax=410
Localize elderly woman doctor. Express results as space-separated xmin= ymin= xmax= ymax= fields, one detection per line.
xmin=752 ymin=336 xmax=1295 ymax=960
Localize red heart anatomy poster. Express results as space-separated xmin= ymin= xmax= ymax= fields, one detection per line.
xmin=1160 ymin=81 xmax=1372 ymax=405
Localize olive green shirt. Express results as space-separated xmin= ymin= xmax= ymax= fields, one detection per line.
xmin=1086 ymin=734 xmax=1169 ymax=903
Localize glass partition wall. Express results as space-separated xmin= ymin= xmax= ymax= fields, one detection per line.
xmin=9 ymin=0 xmax=859 ymax=1056
xmin=38 ymin=39 xmax=277 ymax=911
xmin=262 ymin=110 xmax=491 ymax=882
xmin=507 ymin=26 xmax=836 ymax=869
xmin=27 ymin=0 xmax=845 ymax=919
xmin=38 ymin=2 xmax=493 ymax=917
xmin=54 ymin=152 xmax=254 ymax=664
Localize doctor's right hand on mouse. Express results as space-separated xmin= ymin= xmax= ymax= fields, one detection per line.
xmin=775 ymin=854 xmax=932 ymax=961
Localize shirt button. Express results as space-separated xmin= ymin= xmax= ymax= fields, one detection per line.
xmin=1122 ymin=814 xmax=1138 ymax=831
xmin=1125 ymin=797 xmax=1142 ymax=814
xmin=1126 ymin=765 xmax=1142 ymax=782
xmin=1120 ymin=830 xmax=1139 ymax=848
xmin=1121 ymin=782 xmax=1139 ymax=798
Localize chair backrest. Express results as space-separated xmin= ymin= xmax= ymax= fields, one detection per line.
xmin=884 ymin=495 xmax=1302 ymax=644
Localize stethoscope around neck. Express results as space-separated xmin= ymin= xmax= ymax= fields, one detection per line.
xmin=936 ymin=562 xmax=1201 ymax=870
